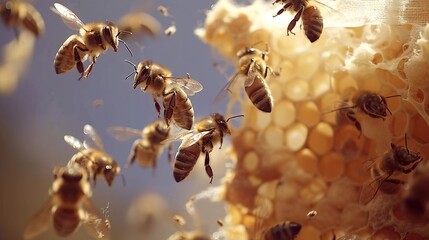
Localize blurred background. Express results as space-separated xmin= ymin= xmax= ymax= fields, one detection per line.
xmin=0 ymin=0 xmax=233 ymax=239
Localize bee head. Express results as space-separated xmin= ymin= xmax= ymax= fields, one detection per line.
xmin=102 ymin=22 xmax=119 ymax=52
xmin=103 ymin=162 xmax=120 ymax=186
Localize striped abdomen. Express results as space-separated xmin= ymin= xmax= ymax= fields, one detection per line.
xmin=173 ymin=143 xmax=201 ymax=182
xmin=263 ymin=221 xmax=302 ymax=240
xmin=302 ymin=6 xmax=323 ymax=43
xmin=245 ymin=75 xmax=273 ymax=112
xmin=164 ymin=86 xmax=194 ymax=130
xmin=53 ymin=207 xmax=80 ymax=237
xmin=54 ymin=35 xmax=86 ymax=74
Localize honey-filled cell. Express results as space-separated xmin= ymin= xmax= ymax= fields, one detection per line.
xmin=409 ymin=114 xmax=429 ymax=145
xmin=296 ymin=148 xmax=318 ymax=175
xmin=262 ymin=125 xmax=284 ymax=148
xmin=284 ymin=79 xmax=309 ymax=101
xmin=308 ymin=122 xmax=334 ymax=155
xmin=272 ymin=100 xmax=296 ymax=128
xmin=284 ymin=123 xmax=308 ymax=152
xmin=242 ymin=151 xmax=259 ymax=173
xmin=234 ymin=128 xmax=257 ymax=151
xmin=310 ymin=72 xmax=331 ymax=98
xmin=318 ymin=152 xmax=345 ymax=182
xmin=297 ymin=101 xmax=321 ymax=127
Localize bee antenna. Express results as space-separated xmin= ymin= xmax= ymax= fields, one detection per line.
xmin=124 ymin=60 xmax=137 ymax=80
xmin=322 ymin=105 xmax=356 ymax=115
xmin=118 ymin=38 xmax=133 ymax=57
xmin=226 ymin=114 xmax=244 ymax=122
xmin=385 ymin=94 xmax=402 ymax=99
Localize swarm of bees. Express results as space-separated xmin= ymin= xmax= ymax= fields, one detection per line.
xmin=16 ymin=0 xmax=429 ymax=239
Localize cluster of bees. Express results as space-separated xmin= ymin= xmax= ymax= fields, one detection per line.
xmin=2 ymin=0 xmax=428 ymax=239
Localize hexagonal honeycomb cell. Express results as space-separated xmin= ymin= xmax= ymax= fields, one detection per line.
xmin=196 ymin=0 xmax=429 ymax=239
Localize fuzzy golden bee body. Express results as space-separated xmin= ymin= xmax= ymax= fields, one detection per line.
xmin=272 ymin=0 xmax=323 ymax=42
xmin=360 ymin=140 xmax=422 ymax=204
xmin=23 ymin=164 xmax=108 ymax=239
xmin=52 ymin=3 xmax=130 ymax=79
xmin=0 ymin=0 xmax=45 ymax=36
xmin=108 ymin=120 xmax=171 ymax=171
xmin=168 ymin=113 xmax=242 ymax=183
xmin=65 ymin=124 xmax=121 ymax=186
xmin=216 ymin=46 xmax=274 ymax=113
xmin=128 ymin=60 xmax=203 ymax=130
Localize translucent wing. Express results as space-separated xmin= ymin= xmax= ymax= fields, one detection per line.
xmin=23 ymin=198 xmax=54 ymax=240
xmin=213 ymin=72 xmax=243 ymax=105
xmin=244 ymin=60 xmax=259 ymax=87
xmin=51 ymin=3 xmax=85 ymax=31
xmin=107 ymin=126 xmax=142 ymax=141
xmin=82 ymin=199 xmax=110 ymax=240
xmin=180 ymin=130 xmax=212 ymax=149
xmin=164 ymin=76 xmax=203 ymax=96
xmin=161 ymin=130 xmax=194 ymax=145
xmin=359 ymin=173 xmax=392 ymax=205
xmin=64 ymin=135 xmax=85 ymax=151
xmin=83 ymin=124 xmax=104 ymax=150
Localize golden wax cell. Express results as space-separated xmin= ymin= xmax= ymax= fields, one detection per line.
xmin=277 ymin=61 xmax=296 ymax=83
xmin=296 ymin=148 xmax=318 ymax=175
xmin=388 ymin=110 xmax=408 ymax=137
xmin=284 ymin=123 xmax=308 ymax=151
xmin=272 ymin=100 xmax=296 ymax=128
xmin=297 ymin=52 xmax=319 ymax=80
xmin=310 ymin=72 xmax=331 ymax=97
xmin=409 ymin=114 xmax=429 ymax=144
xmin=243 ymin=151 xmax=259 ymax=172
xmin=376 ymin=68 xmax=407 ymax=90
xmin=297 ymin=101 xmax=321 ymax=128
xmin=318 ymin=152 xmax=345 ymax=182
xmin=284 ymin=79 xmax=309 ymax=101
xmin=334 ymin=125 xmax=365 ymax=159
xmin=308 ymin=122 xmax=334 ymax=155
xmin=262 ymin=125 xmax=284 ymax=148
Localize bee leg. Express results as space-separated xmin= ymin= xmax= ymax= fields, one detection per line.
xmin=126 ymin=144 xmax=138 ymax=168
xmin=73 ymin=45 xmax=86 ymax=80
xmin=163 ymin=91 xmax=176 ymax=127
xmin=153 ymin=97 xmax=161 ymax=118
xmin=345 ymin=111 xmax=362 ymax=137
xmin=204 ymin=151 xmax=213 ymax=184
xmin=273 ymin=2 xmax=291 ymax=17
xmin=219 ymin=131 xmax=224 ymax=150
xmin=83 ymin=56 xmax=97 ymax=79
xmin=287 ymin=7 xmax=304 ymax=36
xmin=402 ymin=159 xmax=423 ymax=174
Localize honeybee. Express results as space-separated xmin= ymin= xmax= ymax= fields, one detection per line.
xmin=272 ymin=0 xmax=323 ymax=42
xmin=64 ymin=124 xmax=121 ymax=186
xmin=0 ymin=0 xmax=45 ymax=37
xmin=262 ymin=221 xmax=302 ymax=240
xmin=126 ymin=60 xmax=203 ymax=130
xmin=117 ymin=12 xmax=161 ymax=40
xmin=215 ymin=45 xmax=274 ymax=113
xmin=359 ymin=138 xmax=422 ymax=205
xmin=107 ymin=120 xmax=171 ymax=172
xmin=52 ymin=3 xmax=132 ymax=79
xmin=329 ymin=91 xmax=399 ymax=135
xmin=165 ymin=113 xmax=243 ymax=183
xmin=401 ymin=163 xmax=429 ymax=221
xmin=23 ymin=163 xmax=109 ymax=239
xmin=167 ymin=230 xmax=210 ymax=240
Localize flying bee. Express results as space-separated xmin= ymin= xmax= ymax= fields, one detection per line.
xmin=272 ymin=0 xmax=324 ymax=42
xmin=23 ymin=163 xmax=109 ymax=239
xmin=261 ymin=221 xmax=302 ymax=240
xmin=164 ymin=113 xmax=243 ymax=183
xmin=0 ymin=0 xmax=45 ymax=37
xmin=51 ymin=3 xmax=132 ymax=80
xmin=64 ymin=124 xmax=121 ymax=186
xmin=107 ymin=120 xmax=171 ymax=172
xmin=359 ymin=137 xmax=422 ymax=205
xmin=126 ymin=59 xmax=203 ymax=130
xmin=327 ymin=91 xmax=400 ymax=135
xmin=214 ymin=45 xmax=274 ymax=113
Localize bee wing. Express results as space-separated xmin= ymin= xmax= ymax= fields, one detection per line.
xmin=244 ymin=60 xmax=260 ymax=87
xmin=82 ymin=199 xmax=111 ymax=239
xmin=83 ymin=124 xmax=104 ymax=150
xmin=64 ymin=135 xmax=85 ymax=151
xmin=359 ymin=172 xmax=392 ymax=205
xmin=180 ymin=131 xmax=212 ymax=149
xmin=107 ymin=126 xmax=142 ymax=141
xmin=164 ymin=76 xmax=203 ymax=96
xmin=213 ymin=73 xmax=242 ymax=105
xmin=23 ymin=197 xmax=54 ymax=239
xmin=51 ymin=3 xmax=85 ymax=31
xmin=161 ymin=130 xmax=194 ymax=145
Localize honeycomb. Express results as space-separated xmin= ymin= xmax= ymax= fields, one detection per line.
xmin=195 ymin=0 xmax=429 ymax=239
